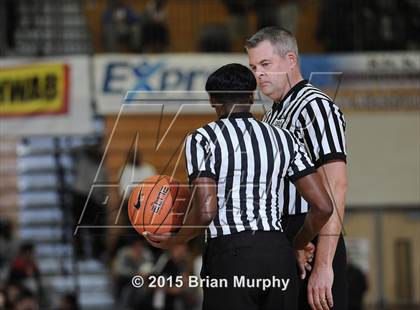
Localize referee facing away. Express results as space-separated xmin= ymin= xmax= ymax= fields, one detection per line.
xmin=246 ymin=27 xmax=348 ymax=310
xmin=145 ymin=64 xmax=334 ymax=310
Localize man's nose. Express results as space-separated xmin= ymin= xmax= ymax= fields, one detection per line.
xmin=256 ymin=70 xmax=266 ymax=78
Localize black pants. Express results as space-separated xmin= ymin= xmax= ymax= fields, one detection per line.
xmin=201 ymin=230 xmax=298 ymax=310
xmin=282 ymin=214 xmax=348 ymax=310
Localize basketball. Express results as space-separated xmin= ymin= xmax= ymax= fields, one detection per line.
xmin=128 ymin=175 xmax=191 ymax=235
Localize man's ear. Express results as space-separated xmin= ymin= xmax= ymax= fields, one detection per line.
xmin=209 ymin=96 xmax=222 ymax=109
xmin=209 ymin=96 xmax=215 ymax=108
xmin=249 ymin=93 xmax=254 ymax=105
xmin=286 ymin=52 xmax=298 ymax=70
xmin=210 ymin=96 xmax=221 ymax=108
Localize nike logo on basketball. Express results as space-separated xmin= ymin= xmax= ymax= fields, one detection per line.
xmin=134 ymin=188 xmax=143 ymax=209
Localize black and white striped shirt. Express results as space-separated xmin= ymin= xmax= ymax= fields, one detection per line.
xmin=263 ymin=80 xmax=347 ymax=216
xmin=185 ymin=112 xmax=315 ymax=239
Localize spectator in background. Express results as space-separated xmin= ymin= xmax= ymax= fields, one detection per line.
xmin=72 ymin=145 xmax=107 ymax=259
xmin=221 ymin=0 xmax=253 ymax=50
xmin=317 ymin=0 xmax=356 ymax=51
xmin=0 ymin=220 xmax=17 ymax=282
xmin=254 ymin=0 xmax=301 ymax=33
xmin=119 ymin=149 xmax=156 ymax=197
xmin=144 ymin=0 xmax=167 ymax=24
xmin=317 ymin=0 xmax=420 ymax=51
xmin=1 ymin=0 xmax=19 ymax=55
xmin=140 ymin=0 xmax=169 ymax=52
xmin=220 ymin=0 xmax=301 ymax=52
xmin=112 ymin=237 xmax=154 ymax=308
xmin=3 ymin=282 xmax=22 ymax=309
xmin=347 ymin=263 xmax=368 ymax=310
xmin=276 ymin=0 xmax=301 ymax=34
xmin=152 ymin=244 xmax=198 ymax=310
xmin=402 ymin=0 xmax=420 ymax=49
xmin=253 ymin=0 xmax=280 ymax=29
xmin=13 ymin=289 xmax=39 ymax=310
xmin=198 ymin=23 xmax=231 ymax=52
xmin=102 ymin=0 xmax=140 ymax=52
xmin=0 ymin=288 xmax=5 ymax=310
xmin=56 ymin=293 xmax=80 ymax=310
xmin=8 ymin=243 xmax=42 ymax=297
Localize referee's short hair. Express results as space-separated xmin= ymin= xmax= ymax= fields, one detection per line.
xmin=245 ymin=26 xmax=299 ymax=58
xmin=205 ymin=63 xmax=256 ymax=105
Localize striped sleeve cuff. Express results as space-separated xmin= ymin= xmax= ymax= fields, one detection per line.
xmin=314 ymin=152 xmax=347 ymax=168
xmin=288 ymin=166 xmax=317 ymax=183
xmin=188 ymin=171 xmax=217 ymax=184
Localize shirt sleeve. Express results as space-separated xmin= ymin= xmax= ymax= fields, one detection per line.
xmin=297 ymin=98 xmax=347 ymax=168
xmin=184 ymin=132 xmax=216 ymax=184
xmin=286 ymin=132 xmax=317 ymax=182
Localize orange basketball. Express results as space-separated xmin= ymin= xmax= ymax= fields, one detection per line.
xmin=128 ymin=175 xmax=191 ymax=235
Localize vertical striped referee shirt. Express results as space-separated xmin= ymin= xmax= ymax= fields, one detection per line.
xmin=185 ymin=112 xmax=316 ymax=239
xmin=263 ymin=80 xmax=347 ymax=216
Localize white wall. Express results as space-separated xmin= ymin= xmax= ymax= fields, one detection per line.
xmin=346 ymin=111 xmax=420 ymax=205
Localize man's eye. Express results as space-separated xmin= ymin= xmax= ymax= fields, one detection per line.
xmin=262 ymin=63 xmax=269 ymax=67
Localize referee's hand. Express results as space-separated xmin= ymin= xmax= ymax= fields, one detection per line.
xmin=307 ymin=264 xmax=334 ymax=310
xmin=143 ymin=232 xmax=176 ymax=249
xmin=295 ymin=242 xmax=315 ymax=280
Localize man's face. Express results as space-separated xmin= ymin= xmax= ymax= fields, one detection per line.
xmin=247 ymin=40 xmax=293 ymax=101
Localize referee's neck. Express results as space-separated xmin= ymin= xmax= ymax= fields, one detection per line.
xmin=216 ymin=105 xmax=251 ymax=118
xmin=274 ymin=74 xmax=304 ymax=103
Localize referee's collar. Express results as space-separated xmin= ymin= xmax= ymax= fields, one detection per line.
xmin=273 ymin=79 xmax=309 ymax=109
xmin=219 ymin=112 xmax=254 ymax=119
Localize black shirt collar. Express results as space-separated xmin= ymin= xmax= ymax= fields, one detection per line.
xmin=273 ymin=79 xmax=309 ymax=110
xmin=219 ymin=112 xmax=254 ymax=119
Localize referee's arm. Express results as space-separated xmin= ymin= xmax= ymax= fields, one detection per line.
xmin=299 ymin=98 xmax=348 ymax=309
xmin=286 ymin=134 xmax=334 ymax=250
xmin=177 ymin=131 xmax=217 ymax=242
xmin=291 ymin=174 xmax=334 ymax=250
xmin=173 ymin=177 xmax=218 ymax=243
xmin=177 ymin=132 xmax=219 ymax=242
xmin=145 ymin=132 xmax=218 ymax=249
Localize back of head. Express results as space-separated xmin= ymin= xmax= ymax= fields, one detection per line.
xmin=245 ymin=26 xmax=299 ymax=58
xmin=205 ymin=63 xmax=256 ymax=105
xmin=14 ymin=288 xmax=38 ymax=310
xmin=19 ymin=242 xmax=34 ymax=257
xmin=60 ymin=293 xmax=80 ymax=310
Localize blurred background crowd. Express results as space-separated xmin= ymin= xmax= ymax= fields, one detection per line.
xmin=1 ymin=0 xmax=420 ymax=56
xmin=0 ymin=0 xmax=419 ymax=310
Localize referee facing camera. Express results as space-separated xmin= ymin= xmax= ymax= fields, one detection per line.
xmin=247 ymin=27 xmax=348 ymax=310
xmin=145 ymin=63 xmax=334 ymax=310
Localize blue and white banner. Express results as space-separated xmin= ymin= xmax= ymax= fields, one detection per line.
xmin=94 ymin=54 xmax=249 ymax=114
xmin=94 ymin=53 xmax=420 ymax=114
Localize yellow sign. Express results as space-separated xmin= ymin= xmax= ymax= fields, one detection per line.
xmin=0 ymin=63 xmax=69 ymax=117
